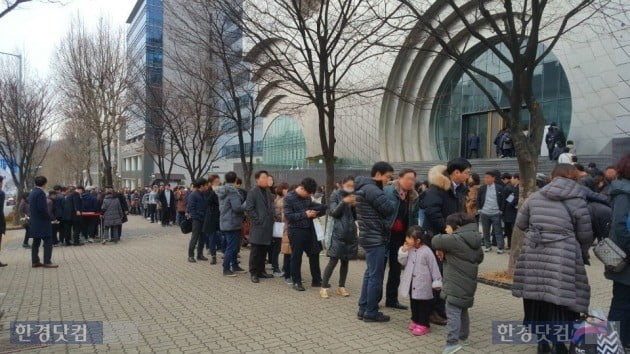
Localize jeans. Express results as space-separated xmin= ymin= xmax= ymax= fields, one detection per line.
xmin=188 ymin=220 xmax=204 ymax=258
xmin=176 ymin=211 xmax=185 ymax=226
xmin=322 ymin=257 xmax=349 ymax=288
xmin=609 ymin=281 xmax=630 ymax=348
xmin=480 ymin=213 xmax=504 ymax=250
xmin=222 ymin=230 xmax=240 ymax=272
xmin=31 ymin=236 xmax=53 ymax=264
xmin=288 ymin=228 xmax=322 ymax=285
xmin=249 ymin=243 xmax=268 ymax=276
xmin=148 ymin=204 xmax=157 ymax=223
xmin=207 ymin=231 xmax=224 ymax=256
xmin=269 ymin=238 xmax=281 ymax=272
xmin=358 ymin=245 xmax=387 ymax=317
xmin=445 ymin=301 xmax=470 ymax=345
xmin=104 ymin=226 xmax=120 ymax=241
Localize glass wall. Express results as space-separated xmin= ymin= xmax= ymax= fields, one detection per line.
xmin=431 ymin=42 xmax=572 ymax=160
xmin=262 ymin=115 xmax=306 ymax=167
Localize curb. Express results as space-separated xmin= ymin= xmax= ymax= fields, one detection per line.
xmin=477 ymin=277 xmax=513 ymax=290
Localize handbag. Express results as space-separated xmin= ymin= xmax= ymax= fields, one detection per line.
xmin=561 ymin=200 xmax=627 ymax=273
xmin=593 ymin=238 xmax=627 ymax=272
xmin=180 ymin=218 xmax=192 ymax=234
xmin=273 ymin=222 xmax=284 ymax=238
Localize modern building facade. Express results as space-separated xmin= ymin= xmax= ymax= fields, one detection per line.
xmin=122 ymin=0 xmax=164 ymax=189
xmin=253 ymin=2 xmax=627 ymax=168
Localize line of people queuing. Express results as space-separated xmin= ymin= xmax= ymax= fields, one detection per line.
xmin=174 ymin=153 xmax=628 ymax=354
xmin=19 ymin=184 xmax=130 ymax=250
xmin=5 ymin=150 xmax=626 ymax=354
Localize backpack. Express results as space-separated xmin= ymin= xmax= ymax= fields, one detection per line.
xmin=587 ymin=201 xmax=612 ymax=242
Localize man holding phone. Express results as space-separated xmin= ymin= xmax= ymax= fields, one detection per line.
xmin=284 ymin=178 xmax=327 ymax=291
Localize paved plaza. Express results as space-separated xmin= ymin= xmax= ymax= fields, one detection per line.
xmin=0 ymin=216 xmax=614 ymax=353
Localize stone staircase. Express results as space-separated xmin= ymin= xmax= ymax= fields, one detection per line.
xmin=392 ymin=155 xmax=613 ymax=181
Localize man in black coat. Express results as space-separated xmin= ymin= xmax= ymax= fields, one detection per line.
xmin=158 ymin=184 xmax=176 ymax=227
xmin=0 ymin=176 xmax=6 ymax=267
xmin=355 ymin=162 xmax=396 ymax=323
xmin=284 ymin=178 xmax=327 ymax=291
xmin=29 ymin=176 xmax=57 ymax=268
xmin=503 ymin=174 xmax=519 ymax=250
xmin=245 ymin=171 xmax=275 ymax=283
xmin=421 ymin=158 xmax=471 ymax=236
xmin=477 ymin=170 xmax=507 ymax=253
xmin=62 ymin=186 xmax=84 ymax=246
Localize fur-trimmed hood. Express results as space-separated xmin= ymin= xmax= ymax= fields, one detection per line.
xmin=428 ymin=165 xmax=452 ymax=191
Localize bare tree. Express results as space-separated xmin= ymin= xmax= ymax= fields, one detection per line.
xmin=0 ymin=61 xmax=54 ymax=195
xmin=218 ymin=0 xmax=402 ymax=195
xmin=389 ymin=0 xmax=610 ymax=274
xmin=157 ymin=79 xmax=227 ymax=181
xmin=55 ymin=17 xmax=130 ymax=187
xmin=0 ymin=0 xmax=61 ymax=19
xmin=165 ymin=0 xmax=262 ymax=187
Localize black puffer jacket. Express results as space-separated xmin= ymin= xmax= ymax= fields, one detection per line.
xmin=420 ymin=165 xmax=467 ymax=235
xmin=354 ymin=176 xmax=396 ymax=249
xmin=327 ymin=189 xmax=358 ymax=259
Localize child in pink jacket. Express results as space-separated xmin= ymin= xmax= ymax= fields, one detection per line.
xmin=398 ymin=226 xmax=443 ymax=336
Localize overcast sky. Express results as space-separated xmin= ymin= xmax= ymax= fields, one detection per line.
xmin=0 ymin=0 xmax=136 ymax=77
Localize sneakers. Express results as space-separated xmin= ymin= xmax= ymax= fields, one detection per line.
xmin=232 ymin=266 xmax=246 ymax=273
xmin=442 ymin=344 xmax=463 ymax=354
xmin=273 ymin=271 xmax=284 ymax=278
xmin=362 ymin=312 xmax=390 ymax=322
xmin=285 ymin=278 xmax=293 ymax=285
xmin=293 ymin=283 xmax=305 ymax=291
xmin=412 ymin=325 xmax=430 ymax=336
xmin=223 ymin=270 xmax=237 ymax=277
xmin=497 ymin=249 xmax=504 ymax=254
xmin=407 ymin=321 xmax=418 ymax=330
xmin=86 ymin=238 xmax=94 ymax=243
xmin=320 ymin=288 xmax=330 ymax=299
xmin=483 ymin=247 xmax=492 ymax=252
xmin=337 ymin=287 xmax=350 ymax=297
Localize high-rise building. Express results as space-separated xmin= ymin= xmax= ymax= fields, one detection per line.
xmin=122 ymin=0 xmax=164 ymax=189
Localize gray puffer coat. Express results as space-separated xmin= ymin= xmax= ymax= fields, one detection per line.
xmin=512 ymin=177 xmax=593 ymax=314
xmin=101 ymin=194 xmax=123 ymax=227
xmin=327 ymin=189 xmax=358 ymax=259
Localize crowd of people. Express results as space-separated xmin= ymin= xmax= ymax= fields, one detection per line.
xmin=0 ymin=151 xmax=628 ymax=354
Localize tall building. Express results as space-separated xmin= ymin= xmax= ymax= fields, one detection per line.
xmin=122 ymin=0 xmax=164 ymax=189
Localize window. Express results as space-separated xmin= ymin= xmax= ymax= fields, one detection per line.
xmin=262 ymin=115 xmax=306 ymax=167
xmin=430 ymin=42 xmax=572 ymax=160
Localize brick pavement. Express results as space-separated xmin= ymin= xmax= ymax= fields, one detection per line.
xmin=0 ymin=216 xmax=613 ymax=353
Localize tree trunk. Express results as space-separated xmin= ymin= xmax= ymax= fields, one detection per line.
xmin=507 ymin=101 xmax=545 ymax=276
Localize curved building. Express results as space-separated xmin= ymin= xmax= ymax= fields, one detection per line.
xmin=254 ymin=2 xmax=627 ymax=166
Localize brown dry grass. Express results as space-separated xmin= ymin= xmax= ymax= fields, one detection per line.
xmin=479 ymin=270 xmax=514 ymax=284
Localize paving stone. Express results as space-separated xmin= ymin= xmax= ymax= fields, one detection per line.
xmin=0 ymin=215 xmax=613 ymax=353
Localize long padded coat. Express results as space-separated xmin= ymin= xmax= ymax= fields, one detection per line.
xmin=512 ymin=177 xmax=593 ymax=314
